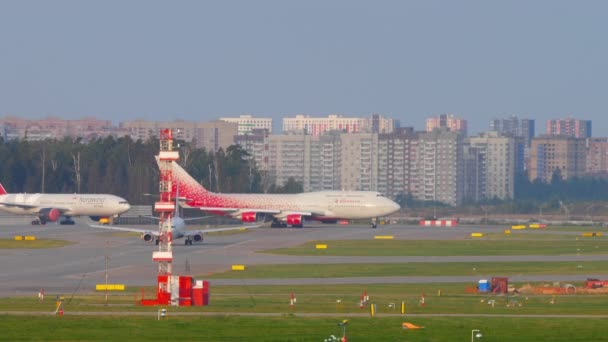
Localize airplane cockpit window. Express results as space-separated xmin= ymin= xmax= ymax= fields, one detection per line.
xmin=376 ymin=194 xmax=385 ymax=197
xmin=119 ymin=201 xmax=129 ymax=204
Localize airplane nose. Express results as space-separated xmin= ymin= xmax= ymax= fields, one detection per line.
xmin=389 ymin=200 xmax=400 ymax=213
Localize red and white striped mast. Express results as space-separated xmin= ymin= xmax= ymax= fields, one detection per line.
xmin=153 ymin=128 xmax=180 ymax=305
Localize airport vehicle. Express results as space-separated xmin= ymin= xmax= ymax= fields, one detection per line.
xmin=0 ymin=183 xmax=131 ymax=225
xmin=164 ymin=157 xmax=401 ymax=228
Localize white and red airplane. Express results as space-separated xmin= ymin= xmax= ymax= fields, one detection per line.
xmin=165 ymin=157 xmax=401 ymax=228
xmin=0 ymin=183 xmax=131 ymax=225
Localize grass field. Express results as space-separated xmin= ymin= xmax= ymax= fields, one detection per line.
xmin=0 ymin=238 xmax=75 ymax=249
xmin=204 ymin=261 xmax=608 ymax=279
xmin=264 ymin=239 xmax=608 ymax=256
xmin=3 ymin=283 xmax=608 ymax=315
xmin=2 ymin=315 xmax=607 ymax=341
xmin=2 ymin=282 xmax=608 ymax=341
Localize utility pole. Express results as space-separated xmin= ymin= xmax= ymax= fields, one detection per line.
xmin=105 ymin=240 xmax=109 ymax=306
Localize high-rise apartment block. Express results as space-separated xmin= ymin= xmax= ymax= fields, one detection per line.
xmin=489 ymin=116 xmax=535 ymax=147
xmin=546 ymin=118 xmax=592 ymax=138
xmin=119 ymin=119 xmax=237 ymax=152
xmin=219 ymin=114 xmax=272 ymax=135
xmin=377 ymin=128 xmax=418 ymax=199
xmin=338 ymin=133 xmax=379 ymax=191
xmin=585 ymin=138 xmax=608 ymax=176
xmin=0 ymin=116 xmax=120 ymax=141
xmin=465 ymin=132 xmax=516 ymax=200
xmin=426 ymin=114 xmax=467 ymax=136
xmin=529 ymin=135 xmax=586 ymax=182
xmin=413 ymin=128 xmax=464 ymax=206
xmin=282 ymin=114 xmax=397 ymax=136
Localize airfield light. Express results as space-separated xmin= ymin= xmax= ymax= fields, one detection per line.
xmin=471 ymin=329 xmax=482 ymax=341
xmin=338 ymin=320 xmax=349 ymax=341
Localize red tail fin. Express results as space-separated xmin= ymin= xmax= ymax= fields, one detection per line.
xmin=0 ymin=183 xmax=7 ymax=195
xmin=155 ymin=156 xmax=209 ymax=193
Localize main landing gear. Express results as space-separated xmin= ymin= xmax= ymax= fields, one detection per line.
xmin=270 ymin=220 xmax=303 ymax=228
xmin=60 ymin=218 xmax=75 ymax=225
xmin=270 ymin=220 xmax=288 ymax=228
xmin=185 ymin=238 xmax=193 ymax=245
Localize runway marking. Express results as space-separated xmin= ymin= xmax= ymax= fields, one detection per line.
xmin=64 ymin=265 xmax=133 ymax=278
xmin=193 ymin=239 xmax=258 ymax=254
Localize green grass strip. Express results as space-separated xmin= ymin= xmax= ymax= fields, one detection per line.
xmin=265 ymin=239 xmax=608 ymax=256
xmin=206 ymin=261 xmax=607 ymax=278
xmin=0 ymin=238 xmax=74 ymax=249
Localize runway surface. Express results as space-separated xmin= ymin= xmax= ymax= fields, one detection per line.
xmin=1 ymin=221 xmax=606 ymax=297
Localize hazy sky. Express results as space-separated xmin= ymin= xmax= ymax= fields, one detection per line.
xmin=1 ymin=1 xmax=606 ymax=135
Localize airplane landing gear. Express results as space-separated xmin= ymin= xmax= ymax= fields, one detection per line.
xmin=32 ymin=218 xmax=47 ymax=225
xmin=270 ymin=220 xmax=288 ymax=228
xmin=185 ymin=238 xmax=193 ymax=245
xmin=371 ymin=218 xmax=378 ymax=229
xmin=60 ymin=218 xmax=75 ymax=225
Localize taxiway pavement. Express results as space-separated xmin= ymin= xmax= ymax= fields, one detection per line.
xmin=1 ymin=221 xmax=606 ymax=297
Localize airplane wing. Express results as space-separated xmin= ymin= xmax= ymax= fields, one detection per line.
xmin=88 ymin=223 xmax=262 ymax=234
xmin=188 ymin=224 xmax=263 ymax=234
xmin=88 ymin=223 xmax=157 ymax=235
xmin=197 ymin=207 xmax=326 ymax=217
xmin=197 ymin=207 xmax=281 ymax=214
xmin=0 ymin=202 xmax=70 ymax=212
xmin=139 ymin=215 xmax=214 ymax=222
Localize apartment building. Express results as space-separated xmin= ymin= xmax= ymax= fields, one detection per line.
xmin=465 ymin=132 xmax=516 ymax=200
xmin=233 ymin=128 xmax=269 ymax=171
xmin=425 ymin=113 xmax=468 ymax=137
xmin=0 ymin=116 xmax=121 ymax=141
xmin=377 ymin=128 xmax=418 ymax=199
xmin=529 ymin=135 xmax=587 ymax=182
xmin=266 ymin=133 xmax=312 ymax=191
xmin=338 ymin=133 xmax=379 ymax=191
xmin=413 ymin=128 xmax=463 ymax=206
xmin=585 ymin=137 xmax=608 ymax=176
xmin=219 ymin=114 xmax=272 ymax=135
xmin=119 ymin=119 xmax=237 ymax=152
xmin=546 ymin=118 xmax=592 ymax=138
xmin=283 ymin=114 xmax=396 ymax=136
xmin=489 ymin=116 xmax=535 ymax=147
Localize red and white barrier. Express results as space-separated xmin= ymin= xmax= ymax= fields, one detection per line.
xmin=419 ymin=220 xmax=458 ymax=227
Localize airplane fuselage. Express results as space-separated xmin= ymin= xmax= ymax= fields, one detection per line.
xmin=0 ymin=193 xmax=131 ymax=217
xmin=183 ymin=190 xmax=400 ymax=220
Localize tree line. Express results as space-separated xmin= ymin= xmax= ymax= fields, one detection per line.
xmin=0 ymin=137 xmax=302 ymax=205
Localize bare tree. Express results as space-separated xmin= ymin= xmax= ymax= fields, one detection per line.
xmin=72 ymin=152 xmax=81 ymax=193
xmin=40 ymin=144 xmax=46 ymax=193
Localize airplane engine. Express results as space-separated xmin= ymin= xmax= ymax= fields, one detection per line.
xmin=192 ymin=233 xmax=203 ymax=243
xmin=141 ymin=232 xmax=155 ymax=243
xmin=39 ymin=208 xmax=61 ymax=223
xmin=286 ymin=214 xmax=302 ymax=226
xmin=241 ymin=212 xmax=257 ymax=223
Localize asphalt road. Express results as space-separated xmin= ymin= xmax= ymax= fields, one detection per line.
xmin=1 ymin=220 xmax=606 ymax=297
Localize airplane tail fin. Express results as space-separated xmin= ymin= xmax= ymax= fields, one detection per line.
xmin=155 ymin=156 xmax=209 ymax=195
xmin=0 ymin=183 xmax=7 ymax=195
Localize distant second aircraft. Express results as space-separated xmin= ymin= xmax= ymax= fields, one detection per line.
xmin=0 ymin=183 xmax=130 ymax=225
